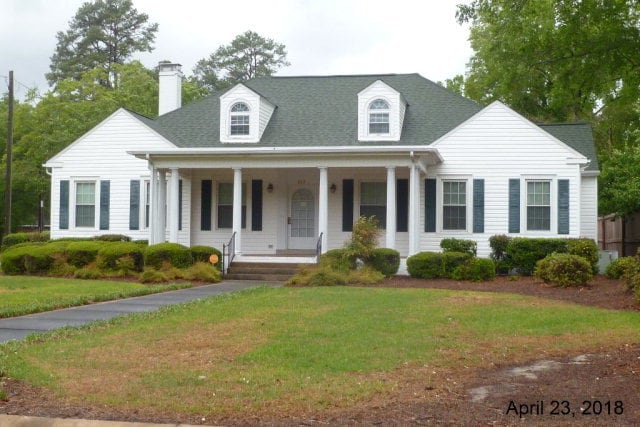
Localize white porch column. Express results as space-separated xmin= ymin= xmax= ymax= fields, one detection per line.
xmin=318 ymin=167 xmax=328 ymax=253
xmin=148 ymin=165 xmax=157 ymax=244
xmin=168 ymin=168 xmax=180 ymax=243
xmin=408 ymin=164 xmax=418 ymax=256
xmin=386 ymin=167 xmax=396 ymax=249
xmin=157 ymin=170 xmax=167 ymax=243
xmin=232 ymin=167 xmax=242 ymax=254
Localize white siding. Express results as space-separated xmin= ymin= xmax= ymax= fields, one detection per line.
xmin=580 ymin=175 xmax=598 ymax=241
xmin=424 ymin=102 xmax=589 ymax=257
xmin=258 ymin=98 xmax=275 ymax=140
xmin=49 ymin=109 xmax=173 ymax=240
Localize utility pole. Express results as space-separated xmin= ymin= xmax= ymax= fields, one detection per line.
xmin=4 ymin=71 xmax=13 ymax=238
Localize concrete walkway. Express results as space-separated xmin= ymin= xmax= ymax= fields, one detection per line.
xmin=0 ymin=281 xmax=279 ymax=344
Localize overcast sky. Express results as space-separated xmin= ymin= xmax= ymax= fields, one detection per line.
xmin=0 ymin=0 xmax=472 ymax=99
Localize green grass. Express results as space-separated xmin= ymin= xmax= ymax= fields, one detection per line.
xmin=0 ymin=276 xmax=191 ymax=318
xmin=0 ymin=286 xmax=638 ymax=418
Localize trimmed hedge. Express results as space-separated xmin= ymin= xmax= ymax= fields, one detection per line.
xmin=94 ymin=234 xmax=131 ymax=242
xmin=190 ymin=245 xmax=222 ymax=271
xmin=407 ymin=252 xmax=444 ymax=279
xmin=1 ymin=231 xmax=50 ymax=251
xmin=96 ymin=242 xmax=144 ymax=272
xmin=489 ymin=234 xmax=511 ymax=274
xmin=452 ymin=258 xmax=496 ymax=281
xmin=506 ymin=238 xmax=569 ymax=275
xmin=534 ymin=253 xmax=593 ymax=287
xmin=65 ymin=241 xmax=104 ymax=267
xmin=442 ymin=252 xmax=473 ymax=278
xmin=0 ymin=243 xmax=59 ymax=275
xmin=144 ymin=243 xmax=193 ymax=269
xmin=367 ymin=248 xmax=400 ymax=277
xmin=605 ymin=256 xmax=637 ymax=280
xmin=566 ymin=238 xmax=599 ymax=274
xmin=440 ymin=238 xmax=477 ymax=256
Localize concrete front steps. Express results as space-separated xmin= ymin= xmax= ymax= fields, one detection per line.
xmin=225 ymin=261 xmax=312 ymax=281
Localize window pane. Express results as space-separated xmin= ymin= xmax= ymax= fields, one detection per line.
xmin=231 ymin=102 xmax=249 ymax=112
xmin=369 ymin=99 xmax=389 ymax=110
xmin=75 ymin=182 xmax=95 ymax=227
xmin=527 ymin=206 xmax=550 ymax=230
xmin=360 ymin=182 xmax=386 ymax=229
xmin=217 ymin=183 xmax=246 ymax=229
xmin=369 ymin=112 xmax=389 ymax=134
xmin=443 ymin=180 xmax=466 ymax=230
xmin=75 ymin=206 xmax=95 ymax=227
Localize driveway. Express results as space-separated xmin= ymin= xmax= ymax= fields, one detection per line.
xmin=0 ymin=281 xmax=279 ymax=344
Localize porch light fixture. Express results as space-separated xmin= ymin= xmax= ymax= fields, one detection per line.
xmin=267 ymin=183 xmax=274 ymax=193
xmin=330 ymin=183 xmax=337 ymax=193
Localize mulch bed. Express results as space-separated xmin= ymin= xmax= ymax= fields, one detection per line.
xmin=1 ymin=275 xmax=639 ymax=425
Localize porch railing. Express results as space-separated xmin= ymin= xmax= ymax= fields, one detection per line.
xmin=222 ymin=232 xmax=237 ymax=276
xmin=315 ymin=232 xmax=324 ymax=263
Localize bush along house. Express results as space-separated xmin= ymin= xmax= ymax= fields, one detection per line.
xmin=44 ymin=62 xmax=598 ymax=268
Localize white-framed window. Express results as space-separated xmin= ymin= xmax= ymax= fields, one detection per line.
xmin=360 ymin=181 xmax=386 ymax=228
xmin=527 ymin=180 xmax=551 ymax=231
xmin=217 ymin=182 xmax=246 ymax=229
xmin=442 ymin=180 xmax=466 ymax=230
xmin=368 ymin=99 xmax=390 ymax=134
xmin=230 ymin=102 xmax=250 ymax=136
xmin=144 ymin=180 xmax=151 ymax=229
xmin=75 ymin=181 xmax=96 ymax=228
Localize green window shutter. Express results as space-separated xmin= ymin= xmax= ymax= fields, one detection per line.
xmin=508 ymin=179 xmax=520 ymax=233
xmin=342 ymin=179 xmax=354 ymax=232
xmin=99 ymin=180 xmax=110 ymax=230
xmin=178 ymin=179 xmax=183 ymax=231
xmin=396 ymin=179 xmax=408 ymax=232
xmin=129 ymin=180 xmax=140 ymax=230
xmin=424 ymin=178 xmax=436 ymax=232
xmin=59 ymin=180 xmax=69 ymax=230
xmin=473 ymin=179 xmax=484 ymax=233
xmin=558 ymin=179 xmax=570 ymax=234
xmin=251 ymin=180 xmax=263 ymax=231
xmin=201 ymin=180 xmax=212 ymax=231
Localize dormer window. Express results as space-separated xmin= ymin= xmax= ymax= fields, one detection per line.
xmin=368 ymin=99 xmax=390 ymax=134
xmin=230 ymin=102 xmax=250 ymax=136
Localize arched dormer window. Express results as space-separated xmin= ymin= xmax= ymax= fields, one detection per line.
xmin=230 ymin=102 xmax=250 ymax=136
xmin=368 ymin=99 xmax=390 ymax=134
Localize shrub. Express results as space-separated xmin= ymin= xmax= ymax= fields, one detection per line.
xmin=306 ymin=269 xmax=347 ymax=286
xmin=534 ymin=253 xmax=593 ymax=287
xmin=140 ymin=268 xmax=169 ymax=283
xmin=406 ymin=252 xmax=444 ymax=279
xmin=144 ymin=243 xmax=193 ymax=269
xmin=66 ymin=241 xmax=104 ymax=267
xmin=94 ymin=234 xmax=131 ymax=242
xmin=190 ymin=245 xmax=222 ymax=271
xmin=440 ymin=238 xmax=477 ymax=256
xmin=73 ymin=266 xmax=102 ymax=280
xmin=345 ymin=266 xmax=385 ymax=284
xmin=506 ymin=238 xmax=569 ymax=275
xmin=367 ymin=248 xmax=400 ymax=277
xmin=96 ymin=242 xmax=144 ymax=272
xmin=452 ymin=258 xmax=496 ymax=281
xmin=567 ymin=238 xmax=599 ymax=274
xmin=605 ymin=256 xmax=637 ymax=279
xmin=1 ymin=231 xmax=49 ymax=251
xmin=184 ymin=262 xmax=222 ymax=283
xmin=344 ymin=216 xmax=380 ymax=260
xmin=442 ymin=251 xmax=473 ymax=278
xmin=489 ymin=234 xmax=511 ymax=274
xmin=0 ymin=243 xmax=59 ymax=275
xmin=320 ymin=248 xmax=355 ymax=272
xmin=134 ymin=240 xmax=149 ymax=246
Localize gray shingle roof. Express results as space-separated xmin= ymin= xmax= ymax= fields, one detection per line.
xmin=539 ymin=123 xmax=599 ymax=172
xmin=143 ymin=73 xmax=598 ymax=171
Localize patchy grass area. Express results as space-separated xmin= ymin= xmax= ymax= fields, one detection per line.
xmin=0 ymin=276 xmax=190 ymax=318
xmin=0 ymin=286 xmax=639 ymax=421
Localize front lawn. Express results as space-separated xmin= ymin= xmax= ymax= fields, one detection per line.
xmin=0 ymin=286 xmax=638 ymax=421
xmin=0 ymin=276 xmax=190 ymax=318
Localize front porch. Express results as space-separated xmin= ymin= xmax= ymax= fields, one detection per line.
xmin=132 ymin=147 xmax=442 ymax=259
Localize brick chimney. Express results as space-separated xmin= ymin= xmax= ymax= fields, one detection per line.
xmin=158 ymin=61 xmax=183 ymax=115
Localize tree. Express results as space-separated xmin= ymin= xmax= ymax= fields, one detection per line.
xmin=457 ymin=0 xmax=640 ymax=149
xmin=193 ymin=31 xmax=290 ymax=92
xmin=47 ymin=0 xmax=158 ymax=88
xmin=599 ymin=144 xmax=640 ymax=217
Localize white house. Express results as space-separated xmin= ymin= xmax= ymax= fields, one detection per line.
xmin=44 ymin=62 xmax=598 ymax=265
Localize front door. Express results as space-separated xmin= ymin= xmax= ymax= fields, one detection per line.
xmin=288 ymin=188 xmax=316 ymax=249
